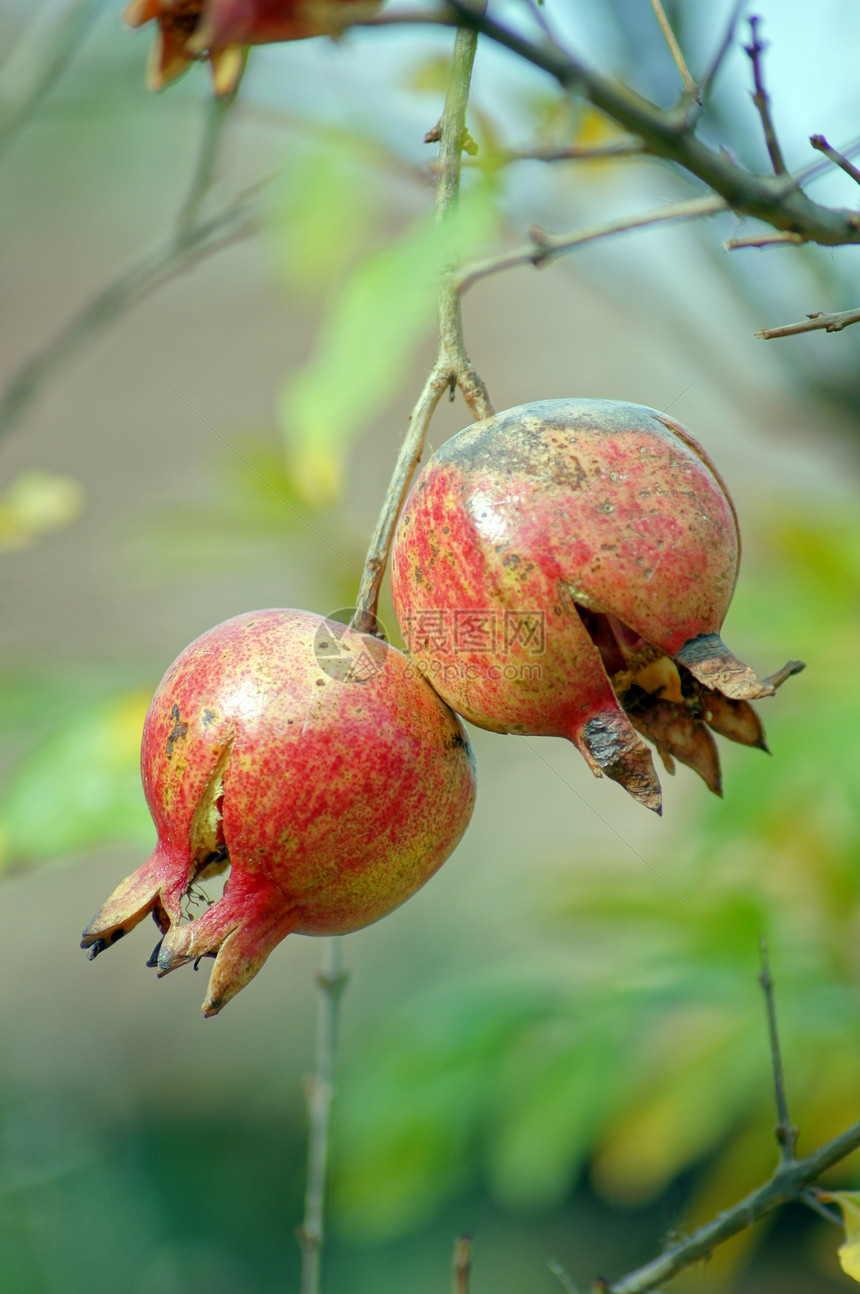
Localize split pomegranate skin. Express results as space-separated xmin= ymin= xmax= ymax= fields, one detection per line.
xmin=81 ymin=609 xmax=476 ymax=1015
xmin=391 ymin=398 xmax=802 ymax=811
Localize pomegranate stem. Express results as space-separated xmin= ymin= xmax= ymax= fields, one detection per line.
xmin=351 ymin=14 xmax=493 ymax=636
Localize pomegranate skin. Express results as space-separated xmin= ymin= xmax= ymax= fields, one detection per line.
xmin=391 ymin=399 xmax=797 ymax=810
xmin=82 ymin=609 xmax=476 ymax=1014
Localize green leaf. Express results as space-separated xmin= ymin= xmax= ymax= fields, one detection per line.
xmin=0 ymin=691 xmax=153 ymax=871
xmin=266 ymin=136 xmax=381 ymax=298
xmin=278 ymin=188 xmax=498 ymax=503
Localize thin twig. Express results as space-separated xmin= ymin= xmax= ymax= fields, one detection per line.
xmin=797 ymin=133 xmax=860 ymax=186
xmin=744 ymin=16 xmax=786 ymax=175
xmin=298 ymin=937 xmax=348 ymax=1294
xmin=0 ymin=0 xmax=103 ymax=156
xmin=755 ymin=306 xmax=860 ymax=339
xmin=810 ymin=134 xmax=860 ymax=188
xmin=725 ymin=231 xmax=805 ymax=249
xmin=604 ymin=1117 xmax=860 ymax=1293
xmin=432 ymin=3 xmax=860 ymax=249
xmin=649 ymin=0 xmax=698 ymax=100
xmin=454 ymin=194 xmax=726 ymax=294
xmin=700 ymin=0 xmax=747 ymax=101
xmin=802 ymin=1189 xmax=844 ymax=1226
xmin=464 ymin=139 xmax=644 ymax=168
xmin=176 ymin=90 xmax=237 ymax=243
xmin=758 ymin=937 xmax=797 ymax=1164
xmin=0 ymin=97 xmax=249 ymax=439
xmin=546 ymin=1258 xmax=581 ymax=1293
xmin=0 ymin=202 xmax=255 ymax=439
xmin=453 ymin=1235 xmax=472 ymax=1294
xmin=350 ymin=12 xmax=492 ymax=636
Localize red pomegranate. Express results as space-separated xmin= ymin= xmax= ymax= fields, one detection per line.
xmin=390 ymin=399 xmax=801 ymax=811
xmin=81 ymin=609 xmax=476 ymax=1014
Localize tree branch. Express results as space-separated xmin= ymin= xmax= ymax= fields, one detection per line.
xmin=0 ymin=0 xmax=103 ymax=157
xmin=755 ymin=307 xmax=860 ymax=339
xmin=0 ymin=202 xmax=255 ymax=440
xmin=454 ymin=195 xmax=726 ymax=294
xmin=464 ymin=139 xmax=645 ymax=169
xmin=602 ymin=954 xmax=859 ymax=1294
xmin=0 ymin=97 xmax=250 ymax=440
xmin=759 ymin=936 xmax=797 ymax=1164
xmin=700 ymin=0 xmax=747 ymax=102
xmin=649 ymin=0 xmax=698 ymax=101
xmin=298 ymin=937 xmax=348 ymax=1294
xmin=605 ymin=1117 xmax=860 ymax=1294
xmin=810 ymin=134 xmax=860 ymax=187
xmin=725 ymin=231 xmax=805 ymax=249
xmin=439 ymin=1 xmax=860 ymax=248
xmin=350 ymin=13 xmax=492 ymax=636
xmin=744 ymin=16 xmax=786 ymax=175
xmin=453 ymin=1235 xmax=472 ymax=1294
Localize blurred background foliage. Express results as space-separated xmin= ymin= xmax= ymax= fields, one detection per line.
xmin=2 ymin=1 xmax=860 ymax=1292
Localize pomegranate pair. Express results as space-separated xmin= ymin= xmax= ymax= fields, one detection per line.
xmin=83 ymin=399 xmax=798 ymax=1011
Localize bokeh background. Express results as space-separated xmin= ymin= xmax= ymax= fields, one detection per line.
xmin=2 ymin=1 xmax=860 ymax=1291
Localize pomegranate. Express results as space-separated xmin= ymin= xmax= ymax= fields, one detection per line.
xmin=81 ymin=609 xmax=476 ymax=1014
xmin=125 ymin=0 xmax=375 ymax=94
xmin=390 ymin=398 xmax=801 ymax=812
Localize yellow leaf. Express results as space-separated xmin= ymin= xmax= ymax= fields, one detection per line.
xmin=0 ymin=470 xmax=83 ymax=552
xmin=818 ymin=1191 xmax=860 ymax=1281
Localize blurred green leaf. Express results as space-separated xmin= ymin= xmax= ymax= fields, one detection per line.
xmin=0 ymin=690 xmax=153 ymax=871
xmin=333 ymin=504 xmax=860 ymax=1233
xmin=278 ymin=188 xmax=499 ymax=504
xmin=266 ymin=136 xmax=382 ymax=298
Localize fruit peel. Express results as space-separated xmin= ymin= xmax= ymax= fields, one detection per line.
xmin=82 ymin=609 xmax=476 ymax=1013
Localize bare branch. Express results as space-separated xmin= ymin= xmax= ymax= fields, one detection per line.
xmin=547 ymin=1258 xmax=582 ymax=1293
xmin=298 ymin=938 xmax=348 ymax=1294
xmin=744 ymin=16 xmax=786 ymax=175
xmin=755 ymin=306 xmax=860 ymax=340
xmin=604 ymin=1117 xmax=860 ymax=1294
xmin=810 ymin=134 xmax=860 ymax=187
xmin=0 ymin=201 xmax=255 ymax=440
xmin=438 ymin=2 xmax=860 ymax=248
xmin=350 ymin=13 xmax=492 ymax=636
xmin=802 ymin=1189 xmax=844 ymax=1226
xmin=601 ymin=951 xmax=856 ymax=1294
xmin=0 ymin=0 xmax=102 ymax=156
xmin=701 ymin=0 xmax=747 ymax=101
xmin=454 ymin=194 xmax=726 ymax=294
xmin=726 ymin=231 xmax=805 ymax=249
xmin=796 ymin=132 xmax=860 ymax=185
xmin=464 ymin=139 xmax=645 ymax=168
xmin=453 ymin=1235 xmax=472 ymax=1294
xmin=759 ymin=937 xmax=798 ymax=1164
xmin=0 ymin=92 xmax=250 ymax=439
xmin=649 ymin=0 xmax=698 ymax=101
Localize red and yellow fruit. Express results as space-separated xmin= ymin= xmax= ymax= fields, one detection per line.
xmin=82 ymin=609 xmax=476 ymax=1014
xmin=391 ymin=398 xmax=801 ymax=811
xmin=125 ymin=0 xmax=375 ymax=94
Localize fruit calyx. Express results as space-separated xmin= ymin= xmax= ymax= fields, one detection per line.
xmin=390 ymin=397 xmax=804 ymax=811
xmin=82 ymin=609 xmax=476 ymax=1014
